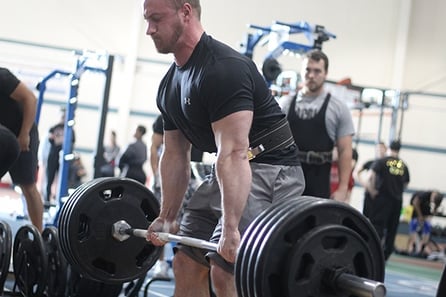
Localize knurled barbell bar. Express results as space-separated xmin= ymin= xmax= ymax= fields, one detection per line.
xmin=57 ymin=177 xmax=387 ymax=297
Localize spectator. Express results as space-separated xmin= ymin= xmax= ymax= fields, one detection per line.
xmin=68 ymin=153 xmax=87 ymax=189
xmin=101 ymin=130 xmax=120 ymax=177
xmin=407 ymin=190 xmax=444 ymax=256
xmin=0 ymin=67 xmax=44 ymax=232
xmin=45 ymin=107 xmax=75 ymax=205
xmin=278 ymin=50 xmax=355 ymax=201
xmin=118 ymin=125 xmax=148 ymax=185
xmin=366 ymin=140 xmax=410 ymax=261
xmin=356 ymin=141 xmax=387 ymax=217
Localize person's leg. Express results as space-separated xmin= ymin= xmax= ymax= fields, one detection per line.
xmin=9 ymin=125 xmax=43 ymax=232
xmin=367 ymin=195 xmax=388 ymax=240
xmin=362 ymin=193 xmax=373 ymax=218
xmin=0 ymin=125 xmax=20 ymax=178
xmin=208 ymin=164 xmax=305 ymax=297
xmin=420 ymin=221 xmax=433 ymax=255
xmin=383 ymin=199 xmax=402 ymax=260
xmin=173 ymin=173 xmax=221 ymax=297
xmin=173 ymin=251 xmax=210 ymax=297
xmin=46 ymin=150 xmax=58 ymax=202
xmin=210 ymin=262 xmax=236 ymax=297
xmin=19 ymin=182 xmax=43 ymax=232
xmin=407 ymin=218 xmax=419 ymax=254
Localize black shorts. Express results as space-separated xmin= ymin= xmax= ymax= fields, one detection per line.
xmin=9 ymin=124 xmax=40 ymax=185
xmin=0 ymin=124 xmax=20 ymax=178
xmin=175 ymin=162 xmax=305 ymax=273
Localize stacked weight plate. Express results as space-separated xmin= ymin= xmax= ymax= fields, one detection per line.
xmin=57 ymin=177 xmax=162 ymax=283
xmin=235 ymin=196 xmax=385 ymax=297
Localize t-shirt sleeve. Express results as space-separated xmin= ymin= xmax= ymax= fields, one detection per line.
xmin=152 ymin=115 xmax=164 ymax=135
xmin=0 ymin=68 xmax=20 ymax=96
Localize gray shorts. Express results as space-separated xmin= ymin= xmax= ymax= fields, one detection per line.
xmin=175 ymin=162 xmax=305 ymax=273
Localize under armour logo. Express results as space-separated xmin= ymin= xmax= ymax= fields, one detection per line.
xmin=184 ymin=97 xmax=191 ymax=105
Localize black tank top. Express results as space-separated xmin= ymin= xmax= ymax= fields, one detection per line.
xmin=286 ymin=93 xmax=333 ymax=198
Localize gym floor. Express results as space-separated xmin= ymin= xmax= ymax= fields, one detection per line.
xmin=0 ymin=186 xmax=444 ymax=297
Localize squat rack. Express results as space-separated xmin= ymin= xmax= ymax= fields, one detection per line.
xmin=35 ymin=50 xmax=114 ymax=224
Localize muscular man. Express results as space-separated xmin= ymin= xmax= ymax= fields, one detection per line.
xmin=0 ymin=67 xmax=44 ymax=232
xmin=279 ymin=50 xmax=355 ymax=201
xmin=142 ymin=1 xmax=305 ymax=296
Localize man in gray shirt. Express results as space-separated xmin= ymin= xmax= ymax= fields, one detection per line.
xmin=279 ymin=50 xmax=355 ymax=201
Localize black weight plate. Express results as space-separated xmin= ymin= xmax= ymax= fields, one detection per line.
xmin=248 ymin=197 xmax=317 ymax=297
xmin=235 ymin=196 xmax=317 ymax=297
xmin=284 ymin=224 xmax=377 ymax=297
xmin=437 ymin=264 xmax=446 ymax=297
xmin=60 ymin=178 xmax=145 ymax=280
xmin=59 ymin=178 xmax=104 ymax=267
xmin=244 ymin=197 xmax=314 ymax=297
xmin=13 ymin=224 xmax=48 ymax=297
xmin=60 ymin=177 xmax=162 ymax=283
xmin=59 ymin=178 xmax=108 ymax=268
xmin=0 ymin=220 xmax=12 ymax=292
xmin=254 ymin=197 xmax=385 ymax=297
xmin=60 ymin=178 xmax=152 ymax=280
xmin=235 ymin=199 xmax=283 ymax=297
xmin=236 ymin=199 xmax=284 ymax=297
xmin=42 ymin=226 xmax=68 ymax=297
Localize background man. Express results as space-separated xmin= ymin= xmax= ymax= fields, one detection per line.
xmin=0 ymin=67 xmax=44 ymax=232
xmin=279 ymin=50 xmax=355 ymax=201
xmin=366 ymin=140 xmax=410 ymax=261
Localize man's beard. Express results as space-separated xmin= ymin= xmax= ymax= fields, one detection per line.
xmin=305 ymin=81 xmax=323 ymax=94
xmin=152 ymin=20 xmax=183 ymax=54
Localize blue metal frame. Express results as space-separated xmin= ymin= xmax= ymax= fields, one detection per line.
xmin=35 ymin=51 xmax=111 ymax=226
xmin=240 ymin=20 xmax=336 ymax=60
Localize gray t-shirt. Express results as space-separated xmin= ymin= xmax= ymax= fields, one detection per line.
xmin=278 ymin=88 xmax=355 ymax=142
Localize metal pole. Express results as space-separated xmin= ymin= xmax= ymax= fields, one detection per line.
xmin=93 ymin=55 xmax=114 ymax=178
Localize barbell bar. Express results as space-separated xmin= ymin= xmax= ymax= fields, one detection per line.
xmin=112 ymin=220 xmax=218 ymax=251
xmin=111 ymin=219 xmax=385 ymax=297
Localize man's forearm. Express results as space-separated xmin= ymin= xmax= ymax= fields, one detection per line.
xmin=159 ymin=152 xmax=190 ymax=221
xmin=216 ymin=150 xmax=251 ymax=231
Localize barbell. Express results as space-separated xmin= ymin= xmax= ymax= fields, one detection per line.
xmin=112 ymin=220 xmax=219 ymax=251
xmin=57 ymin=177 xmax=387 ymax=297
xmin=112 ymin=219 xmax=385 ymax=297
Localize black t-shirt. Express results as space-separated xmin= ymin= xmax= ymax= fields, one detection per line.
xmin=152 ymin=114 xmax=203 ymax=162
xmin=156 ymin=33 xmax=298 ymax=165
xmin=360 ymin=160 xmax=374 ymax=172
xmin=152 ymin=115 xmax=163 ymax=135
xmin=410 ymin=191 xmax=433 ymax=218
xmin=0 ymin=67 xmax=23 ymax=135
xmin=371 ymin=156 xmax=410 ymax=200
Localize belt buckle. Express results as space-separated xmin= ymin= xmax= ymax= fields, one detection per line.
xmin=247 ymin=144 xmax=265 ymax=160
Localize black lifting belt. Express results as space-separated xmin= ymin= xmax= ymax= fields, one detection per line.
xmin=296 ymin=150 xmax=333 ymax=165
xmin=247 ymin=117 xmax=295 ymax=160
